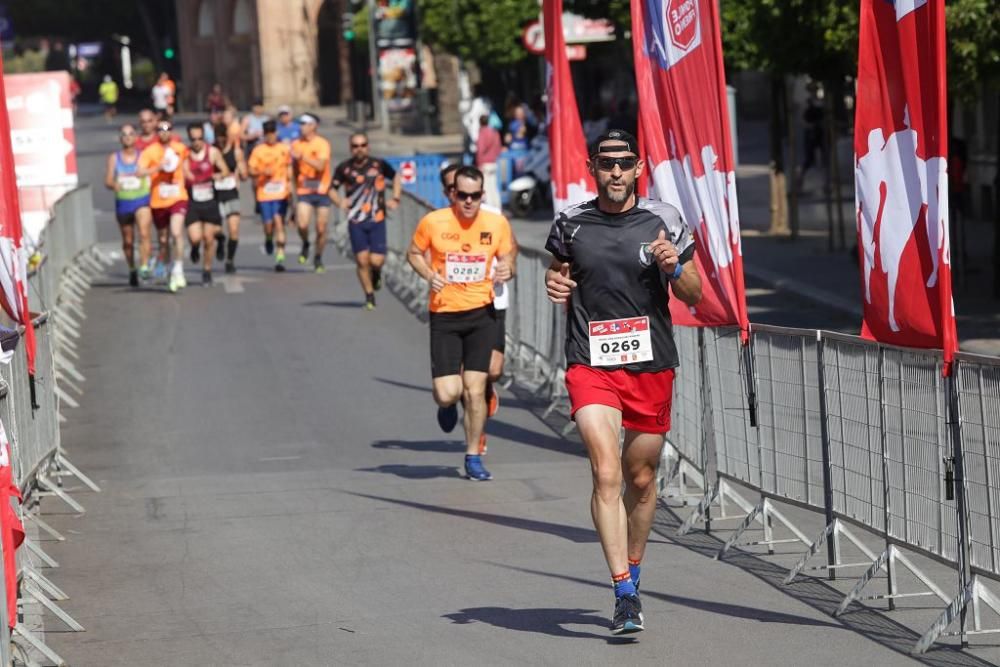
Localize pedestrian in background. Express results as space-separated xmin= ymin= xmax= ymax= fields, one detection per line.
xmin=205 ymin=83 xmax=229 ymax=114
xmin=461 ymin=84 xmax=492 ymax=164
xmin=99 ymin=75 xmax=119 ymax=123
xmin=475 ymin=115 xmax=502 ymax=210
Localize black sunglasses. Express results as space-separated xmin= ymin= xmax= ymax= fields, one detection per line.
xmin=595 ymin=156 xmax=638 ymax=171
xmin=455 ymin=190 xmax=483 ymax=202
xmin=351 ymin=142 xmax=368 ymax=148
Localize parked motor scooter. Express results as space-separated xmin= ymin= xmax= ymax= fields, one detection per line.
xmin=506 ymin=135 xmax=550 ymax=217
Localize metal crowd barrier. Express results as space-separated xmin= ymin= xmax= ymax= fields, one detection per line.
xmin=658 ymin=323 xmax=1000 ymax=654
xmin=0 ymin=185 xmax=109 ymax=666
xmin=337 ymin=188 xmax=1000 ymax=655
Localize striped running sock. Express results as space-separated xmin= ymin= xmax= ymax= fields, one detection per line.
xmin=612 ymin=571 xmax=636 ymax=598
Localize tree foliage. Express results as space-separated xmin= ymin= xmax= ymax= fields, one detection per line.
xmin=946 ymin=0 xmax=1000 ymax=103
xmin=419 ymin=0 xmax=539 ymax=67
xmin=720 ymin=0 xmax=857 ymax=82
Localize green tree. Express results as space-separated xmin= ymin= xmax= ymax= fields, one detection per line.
xmin=721 ymin=1 xmax=858 ymax=240
xmin=419 ymin=0 xmax=539 ymax=67
xmin=945 ymin=0 xmax=1000 ymax=296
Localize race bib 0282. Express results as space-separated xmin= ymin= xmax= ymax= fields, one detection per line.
xmin=445 ymin=253 xmax=488 ymax=283
xmin=588 ymin=316 xmax=653 ymax=367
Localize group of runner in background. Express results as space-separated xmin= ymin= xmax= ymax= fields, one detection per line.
xmin=105 ymin=103 xmax=401 ymax=301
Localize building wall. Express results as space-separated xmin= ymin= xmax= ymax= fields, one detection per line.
xmin=176 ymin=0 xmax=262 ymax=111
xmin=176 ymin=0 xmax=350 ymax=112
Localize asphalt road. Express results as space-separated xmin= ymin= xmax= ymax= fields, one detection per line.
xmin=38 ymin=115 xmax=988 ymax=666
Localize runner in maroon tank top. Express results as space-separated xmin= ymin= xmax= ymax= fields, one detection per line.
xmin=182 ymin=123 xmax=230 ymax=285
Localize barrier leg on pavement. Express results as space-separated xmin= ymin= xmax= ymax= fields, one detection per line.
xmin=784 ymin=519 xmax=879 ymax=585
xmin=716 ymin=496 xmax=812 ymax=560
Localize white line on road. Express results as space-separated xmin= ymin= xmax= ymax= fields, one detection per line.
xmin=258 ymin=456 xmax=302 ymax=462
xmin=220 ymin=275 xmax=261 ymax=294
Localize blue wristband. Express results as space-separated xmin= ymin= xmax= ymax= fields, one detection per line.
xmin=669 ymin=263 xmax=683 ymax=281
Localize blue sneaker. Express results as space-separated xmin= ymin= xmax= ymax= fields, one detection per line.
xmin=611 ymin=593 xmax=644 ymax=635
xmin=464 ymin=455 xmax=492 ymax=481
xmin=437 ymin=404 xmax=458 ymax=433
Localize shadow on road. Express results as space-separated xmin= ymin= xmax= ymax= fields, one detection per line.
xmin=302 ymin=300 xmax=366 ymax=308
xmin=372 ymin=439 xmax=465 ymax=453
xmin=355 ymin=463 xmax=462 ymax=480
xmin=442 ymin=606 xmax=635 ymax=643
xmin=346 ymin=491 xmax=598 ymax=543
xmin=489 ymin=563 xmax=842 ymax=629
xmin=650 ymin=502 xmax=994 ymax=667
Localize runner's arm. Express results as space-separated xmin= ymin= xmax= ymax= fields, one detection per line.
xmin=104 ymin=154 xmax=117 ymax=191
xmin=210 ymin=147 xmax=231 ymax=178
xmin=669 ymin=261 xmax=702 ymax=306
xmin=235 ymin=146 xmax=248 ymax=180
xmin=300 ymin=154 xmax=327 ymax=171
xmin=495 ymin=230 xmax=518 ymax=281
xmin=545 ymin=257 xmax=575 ymax=304
xmin=182 ymin=156 xmax=195 ymax=183
xmin=391 ymin=171 xmax=402 ymax=202
xmin=407 ymin=240 xmax=447 ymax=293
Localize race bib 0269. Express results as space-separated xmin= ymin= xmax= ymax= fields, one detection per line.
xmin=215 ymin=176 xmax=237 ymax=191
xmin=588 ymin=316 xmax=653 ymax=367
xmin=445 ymin=253 xmax=488 ymax=283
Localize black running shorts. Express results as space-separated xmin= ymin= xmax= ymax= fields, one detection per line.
xmin=493 ymin=308 xmax=506 ymax=354
xmin=429 ymin=305 xmax=497 ymax=378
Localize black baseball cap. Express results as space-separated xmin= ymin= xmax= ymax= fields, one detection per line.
xmin=590 ymin=129 xmax=638 ymax=156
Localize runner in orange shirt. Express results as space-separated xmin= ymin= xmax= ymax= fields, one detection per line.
xmin=407 ymin=165 xmax=515 ymax=481
xmin=248 ymin=120 xmax=293 ymax=272
xmin=138 ymin=120 xmax=190 ymax=292
xmin=290 ymin=114 xmax=332 ymax=272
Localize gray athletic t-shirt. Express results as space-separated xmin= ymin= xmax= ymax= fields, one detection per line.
xmin=545 ymin=197 xmax=695 ymax=372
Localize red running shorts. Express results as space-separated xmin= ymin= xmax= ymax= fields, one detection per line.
xmin=565 ymin=364 xmax=675 ymax=434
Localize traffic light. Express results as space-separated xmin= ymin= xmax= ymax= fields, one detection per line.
xmin=342 ymin=12 xmax=355 ymax=41
xmin=164 ymin=47 xmax=175 ymax=59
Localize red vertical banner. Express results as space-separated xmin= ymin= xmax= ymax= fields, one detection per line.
xmin=0 ymin=421 xmax=21 ymax=629
xmin=630 ymin=0 xmax=748 ymax=333
xmin=0 ymin=49 xmax=36 ymax=374
xmin=854 ymin=0 xmax=957 ymax=369
xmin=543 ymin=0 xmax=596 ymax=212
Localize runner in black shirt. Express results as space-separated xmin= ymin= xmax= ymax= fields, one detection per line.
xmin=329 ymin=133 xmax=401 ymax=309
xmin=544 ymin=129 xmax=702 ymax=635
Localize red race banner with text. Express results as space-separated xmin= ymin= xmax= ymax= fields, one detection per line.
xmin=630 ymin=0 xmax=748 ymax=332
xmin=854 ymin=0 xmax=957 ymax=368
xmin=5 ymin=70 xmax=78 ymax=246
xmin=543 ymin=0 xmax=596 ymax=212
xmin=0 ymin=54 xmax=38 ymax=374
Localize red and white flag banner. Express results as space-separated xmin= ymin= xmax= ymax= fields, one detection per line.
xmin=630 ymin=0 xmax=749 ymax=332
xmin=0 ymin=419 xmax=23 ymax=629
xmin=854 ymin=0 xmax=957 ymax=367
xmin=0 ymin=49 xmax=37 ymax=374
xmin=543 ymin=0 xmax=596 ymax=212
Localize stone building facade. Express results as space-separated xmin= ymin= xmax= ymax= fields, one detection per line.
xmin=174 ymin=0 xmax=350 ymax=112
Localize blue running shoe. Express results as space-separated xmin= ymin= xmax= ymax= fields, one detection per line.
xmin=611 ymin=594 xmax=644 ymax=635
xmin=437 ymin=404 xmax=458 ymax=433
xmin=464 ymin=455 xmax=492 ymax=481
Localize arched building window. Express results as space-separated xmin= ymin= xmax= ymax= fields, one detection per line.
xmin=197 ymin=0 xmax=215 ymax=37
xmin=233 ymin=0 xmax=252 ymax=35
